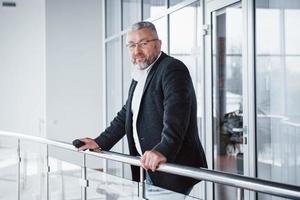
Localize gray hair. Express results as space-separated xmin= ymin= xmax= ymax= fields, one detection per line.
xmin=130 ymin=21 xmax=159 ymax=39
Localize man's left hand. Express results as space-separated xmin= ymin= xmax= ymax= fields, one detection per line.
xmin=141 ymin=150 xmax=167 ymax=172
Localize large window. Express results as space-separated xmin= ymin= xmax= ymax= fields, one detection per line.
xmin=170 ymin=1 xmax=202 ymax=85
xmin=122 ymin=0 xmax=141 ymax=29
xmin=105 ymin=0 xmax=121 ymax=37
xmin=255 ymin=1 xmax=300 ymax=199
xmin=143 ymin=0 xmax=167 ymax=19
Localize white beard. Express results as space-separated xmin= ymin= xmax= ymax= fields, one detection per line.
xmin=135 ymin=62 xmax=150 ymax=70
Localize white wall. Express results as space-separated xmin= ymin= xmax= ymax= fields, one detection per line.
xmin=0 ymin=0 xmax=46 ymax=136
xmin=46 ymin=0 xmax=103 ymax=142
xmin=0 ymin=0 xmax=104 ymax=143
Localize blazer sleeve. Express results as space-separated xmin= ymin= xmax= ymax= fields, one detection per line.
xmin=153 ymin=61 xmax=194 ymax=162
xmin=94 ymin=103 xmax=127 ymax=151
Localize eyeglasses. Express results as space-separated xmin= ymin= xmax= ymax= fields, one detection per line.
xmin=126 ymin=39 xmax=158 ymax=50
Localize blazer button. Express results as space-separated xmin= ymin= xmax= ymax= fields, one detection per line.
xmin=140 ymin=137 xmax=144 ymax=141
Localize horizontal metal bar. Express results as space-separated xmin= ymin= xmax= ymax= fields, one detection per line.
xmin=1 ymin=130 xmax=300 ymax=199
xmin=0 ymin=130 xmax=77 ymax=151
xmin=156 ymin=163 xmax=300 ymax=199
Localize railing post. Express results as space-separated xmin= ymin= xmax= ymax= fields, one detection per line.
xmin=17 ymin=139 xmax=21 ymax=200
xmin=237 ymin=187 xmax=244 ymax=200
xmin=138 ymin=167 xmax=146 ymax=199
xmin=81 ymin=153 xmax=88 ymax=200
xmin=46 ymin=144 xmax=49 ymax=200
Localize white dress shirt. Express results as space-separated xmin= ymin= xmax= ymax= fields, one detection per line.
xmin=131 ymin=52 xmax=161 ymax=155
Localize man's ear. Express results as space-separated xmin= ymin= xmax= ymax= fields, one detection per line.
xmin=157 ymin=39 xmax=162 ymax=50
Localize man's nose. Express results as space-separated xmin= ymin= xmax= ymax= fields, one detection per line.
xmin=133 ymin=44 xmax=142 ymax=54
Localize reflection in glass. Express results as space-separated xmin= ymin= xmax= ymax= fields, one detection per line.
xmin=0 ymin=137 xmax=18 ymax=200
xmin=212 ymin=5 xmax=243 ymax=200
xmin=143 ymin=0 xmax=167 ymax=19
xmin=123 ymin=0 xmax=141 ymax=30
xmin=105 ymin=0 xmax=121 ymax=37
xmin=255 ymin=2 xmax=300 ymax=199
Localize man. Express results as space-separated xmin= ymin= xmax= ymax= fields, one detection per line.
xmin=78 ymin=21 xmax=207 ymax=194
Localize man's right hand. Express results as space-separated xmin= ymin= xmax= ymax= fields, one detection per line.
xmin=78 ymin=138 xmax=101 ymax=152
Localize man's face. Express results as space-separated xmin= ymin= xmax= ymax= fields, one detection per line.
xmin=127 ymin=28 xmax=161 ymax=70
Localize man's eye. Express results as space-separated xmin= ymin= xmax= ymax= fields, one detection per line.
xmin=128 ymin=44 xmax=135 ymax=48
xmin=140 ymin=42 xmax=148 ymax=46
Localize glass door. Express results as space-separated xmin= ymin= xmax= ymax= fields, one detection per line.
xmin=211 ymin=2 xmax=245 ymax=200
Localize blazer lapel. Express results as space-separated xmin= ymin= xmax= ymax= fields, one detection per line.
xmin=142 ymin=52 xmax=167 ymax=95
xmin=128 ymin=80 xmax=138 ymax=102
xmin=126 ymin=79 xmax=137 ymax=135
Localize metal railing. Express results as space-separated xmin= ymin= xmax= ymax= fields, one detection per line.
xmin=1 ymin=130 xmax=300 ymax=200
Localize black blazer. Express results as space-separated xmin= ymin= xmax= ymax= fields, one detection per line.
xmin=95 ymin=52 xmax=207 ymax=194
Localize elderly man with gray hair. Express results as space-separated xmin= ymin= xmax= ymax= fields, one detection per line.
xmin=77 ymin=21 xmax=207 ymax=195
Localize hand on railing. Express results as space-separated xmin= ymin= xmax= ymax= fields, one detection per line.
xmin=141 ymin=150 xmax=167 ymax=172
xmin=73 ymin=138 xmax=101 ymax=152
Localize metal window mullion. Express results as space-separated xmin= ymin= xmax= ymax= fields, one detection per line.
xmin=244 ymin=1 xmax=257 ymax=200
xmin=46 ymin=144 xmax=50 ymax=200
xmin=141 ymin=0 xmax=144 ymax=20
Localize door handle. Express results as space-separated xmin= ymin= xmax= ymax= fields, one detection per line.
xmin=232 ymin=128 xmax=245 ymax=132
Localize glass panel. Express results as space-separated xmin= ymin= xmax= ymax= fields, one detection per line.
xmin=169 ymin=2 xmax=204 ymax=155
xmin=123 ymin=34 xmax=133 ymax=105
xmin=106 ymin=39 xmax=122 ymax=124
xmin=143 ymin=0 xmax=167 ymax=19
xmin=48 ymin=157 xmax=81 ymax=199
xmin=122 ymin=34 xmax=134 ymax=180
xmin=106 ymin=0 xmax=121 ymax=37
xmin=169 ymin=0 xmax=185 ymax=7
xmin=255 ymin=1 xmax=300 ymax=199
xmin=122 ymin=0 xmax=141 ymax=30
xmin=170 ymin=1 xmax=202 ymax=86
xmin=145 ymin=182 xmax=202 ymax=200
xmin=86 ymin=168 xmax=139 ymax=200
xmin=153 ymin=17 xmax=168 ymax=53
xmin=48 ymin=146 xmax=83 ymax=199
xmin=212 ymin=4 xmax=243 ymax=200
xmin=257 ymin=192 xmax=295 ymax=200
xmin=286 ymin=10 xmax=300 ymax=54
xmin=0 ymin=137 xmax=18 ymax=199
xmin=106 ymin=38 xmax=124 ymax=177
xmin=20 ymin=141 xmax=47 ymax=200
